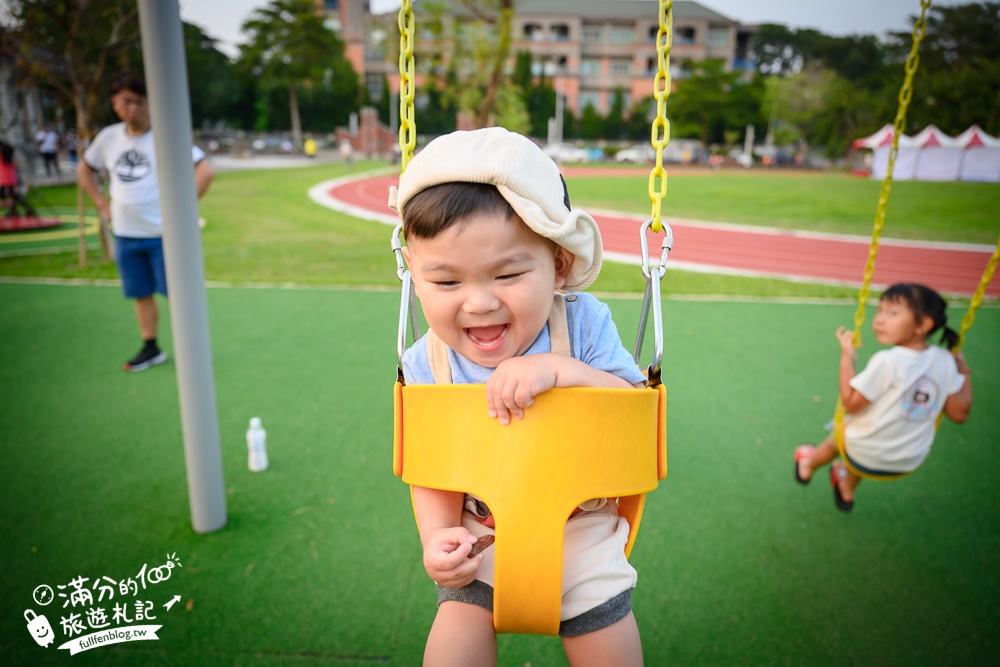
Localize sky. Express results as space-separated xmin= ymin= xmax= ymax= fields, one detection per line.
xmin=180 ymin=0 xmax=967 ymax=59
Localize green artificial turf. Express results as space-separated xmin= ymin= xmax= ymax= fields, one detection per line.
xmin=2 ymin=282 xmax=997 ymax=665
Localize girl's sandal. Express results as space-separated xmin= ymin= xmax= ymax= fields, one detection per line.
xmin=830 ymin=462 xmax=854 ymax=512
xmin=794 ymin=444 xmax=815 ymax=485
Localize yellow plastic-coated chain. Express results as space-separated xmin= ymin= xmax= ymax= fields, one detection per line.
xmin=646 ymin=0 xmax=672 ymax=234
xmin=834 ymin=0 xmax=931 ymax=479
xmin=849 ymin=0 xmax=931 ymax=350
xmin=398 ymin=0 xmax=416 ymax=173
xmin=954 ymin=235 xmax=1000 ymax=353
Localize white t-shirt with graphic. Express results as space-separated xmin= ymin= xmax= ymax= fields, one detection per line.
xmin=83 ymin=123 xmax=205 ymax=238
xmin=846 ymin=345 xmax=965 ymax=472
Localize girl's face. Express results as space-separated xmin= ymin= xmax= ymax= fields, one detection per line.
xmin=872 ymin=296 xmax=933 ymax=349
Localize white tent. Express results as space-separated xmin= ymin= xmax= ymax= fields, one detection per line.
xmin=853 ymin=124 xmax=917 ymax=180
xmin=955 ymin=125 xmax=1000 ymax=183
xmin=911 ymin=125 xmax=963 ymax=181
xmin=854 ymin=124 xmax=1000 ymax=182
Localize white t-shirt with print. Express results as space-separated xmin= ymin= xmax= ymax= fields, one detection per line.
xmin=83 ymin=123 xmax=205 ymax=238
xmin=846 ymin=345 xmax=965 ymax=472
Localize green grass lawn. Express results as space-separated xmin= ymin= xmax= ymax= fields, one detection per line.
xmin=5 ymin=163 xmax=997 ymax=300
xmin=2 ymin=282 xmax=997 ymax=665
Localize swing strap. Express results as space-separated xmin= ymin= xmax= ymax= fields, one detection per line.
xmin=425 ymin=294 xmax=570 ymax=384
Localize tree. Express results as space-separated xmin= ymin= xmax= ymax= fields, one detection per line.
xmin=604 ymin=87 xmax=627 ymax=141
xmin=183 ymin=22 xmax=238 ymax=129
xmin=667 ymin=59 xmax=760 ymax=144
xmin=626 ymin=96 xmax=655 ymax=142
xmin=900 ymin=1 xmax=1000 ymax=134
xmin=238 ymin=0 xmax=359 ymax=145
xmin=511 ymin=49 xmax=556 ymax=138
xmin=764 ymin=62 xmax=867 ymax=155
xmin=579 ymin=102 xmax=603 ymax=140
xmin=6 ymin=0 xmax=139 ymax=141
xmin=401 ymin=0 xmax=521 ymax=131
xmin=5 ymin=0 xmax=140 ymax=265
xmin=469 ymin=0 xmax=514 ymax=128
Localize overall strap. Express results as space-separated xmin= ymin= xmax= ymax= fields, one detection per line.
xmin=424 ymin=293 xmax=571 ymax=385
xmin=426 ymin=325 xmax=453 ymax=385
xmin=547 ymin=294 xmax=570 ymax=356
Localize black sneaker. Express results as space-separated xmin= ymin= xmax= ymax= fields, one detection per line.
xmin=124 ymin=346 xmax=167 ymax=372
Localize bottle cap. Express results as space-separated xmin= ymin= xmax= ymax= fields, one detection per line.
xmin=249 ymin=417 xmax=262 ymax=428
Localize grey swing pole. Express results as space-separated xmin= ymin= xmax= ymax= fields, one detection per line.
xmin=137 ymin=0 xmax=227 ymax=533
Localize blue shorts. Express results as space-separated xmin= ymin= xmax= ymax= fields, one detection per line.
xmin=115 ymin=235 xmax=167 ymax=299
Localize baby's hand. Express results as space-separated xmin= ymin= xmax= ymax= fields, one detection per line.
xmin=835 ymin=326 xmax=856 ymax=356
xmin=486 ymin=356 xmax=557 ymax=425
xmin=422 ymin=527 xmax=482 ymax=588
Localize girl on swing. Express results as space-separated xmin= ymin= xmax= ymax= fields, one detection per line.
xmin=794 ymin=283 xmax=973 ymax=511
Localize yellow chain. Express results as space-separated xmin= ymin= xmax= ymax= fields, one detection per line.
xmin=850 ymin=0 xmax=931 ymax=348
xmin=835 ymin=0 xmax=931 ymax=471
xmin=646 ymin=0 xmax=672 ymax=234
xmin=955 ymin=235 xmax=1000 ymax=353
xmin=398 ymin=0 xmax=416 ymax=173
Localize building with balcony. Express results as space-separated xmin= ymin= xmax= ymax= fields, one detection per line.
xmin=320 ymin=0 xmax=755 ymax=116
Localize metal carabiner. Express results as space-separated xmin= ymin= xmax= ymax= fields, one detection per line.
xmin=392 ymin=224 xmax=420 ymax=367
xmin=632 ymin=220 xmax=673 ymax=384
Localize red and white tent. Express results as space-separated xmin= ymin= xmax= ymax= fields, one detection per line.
xmin=955 ymin=125 xmax=1000 ymax=183
xmin=854 ymin=124 xmax=918 ymax=180
xmin=854 ymin=124 xmax=1000 ymax=182
xmin=852 ymin=124 xmax=896 ymax=150
xmin=910 ymin=125 xmax=963 ymax=181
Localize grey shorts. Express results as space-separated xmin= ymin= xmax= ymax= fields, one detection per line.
xmin=434 ymin=502 xmax=637 ymax=636
xmin=437 ymin=582 xmax=632 ymax=637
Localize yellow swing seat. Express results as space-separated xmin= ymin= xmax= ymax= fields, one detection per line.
xmin=390 ymin=217 xmax=672 ymax=635
xmin=393 ymin=381 xmax=667 ymax=635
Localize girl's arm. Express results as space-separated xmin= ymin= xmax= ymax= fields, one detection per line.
xmin=486 ymin=353 xmax=640 ymax=425
xmin=412 ymin=486 xmax=482 ymax=587
xmin=943 ymin=351 xmax=973 ymax=424
xmin=836 ymin=326 xmax=870 ymax=413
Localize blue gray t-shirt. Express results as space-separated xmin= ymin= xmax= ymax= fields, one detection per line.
xmin=402 ymin=292 xmax=646 ymax=386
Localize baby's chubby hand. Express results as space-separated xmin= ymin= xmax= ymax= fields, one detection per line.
xmin=422 ymin=527 xmax=483 ymax=588
xmin=486 ymin=356 xmax=557 ymax=425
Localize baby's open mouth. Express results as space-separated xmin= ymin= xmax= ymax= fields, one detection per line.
xmin=466 ymin=325 xmax=509 ymax=350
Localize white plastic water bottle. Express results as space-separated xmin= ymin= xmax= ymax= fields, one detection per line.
xmin=246 ymin=417 xmax=268 ymax=472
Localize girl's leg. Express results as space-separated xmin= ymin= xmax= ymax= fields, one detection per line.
xmin=833 ymin=462 xmax=862 ymax=503
xmin=798 ymin=434 xmax=838 ymax=482
xmin=423 ymin=601 xmax=496 ymax=667
xmin=562 ymin=612 xmax=643 ymax=667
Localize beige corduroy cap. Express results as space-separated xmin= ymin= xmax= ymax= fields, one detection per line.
xmin=387 ymin=127 xmax=603 ymax=291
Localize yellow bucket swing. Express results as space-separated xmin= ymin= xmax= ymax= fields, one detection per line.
xmin=390 ymin=0 xmax=675 ymax=636
xmin=831 ymin=0 xmax=997 ymax=480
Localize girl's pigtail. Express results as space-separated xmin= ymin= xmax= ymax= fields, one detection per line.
xmin=941 ymin=326 xmax=960 ymax=351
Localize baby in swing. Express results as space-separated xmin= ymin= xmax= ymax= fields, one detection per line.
xmin=389 ymin=127 xmax=646 ymax=666
xmin=794 ymin=283 xmax=973 ymax=511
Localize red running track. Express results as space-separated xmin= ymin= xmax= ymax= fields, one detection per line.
xmin=327 ymin=173 xmax=998 ymax=298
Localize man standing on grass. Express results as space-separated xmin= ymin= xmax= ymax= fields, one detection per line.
xmin=35 ymin=124 xmax=61 ymax=176
xmin=77 ymin=74 xmax=215 ymax=372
